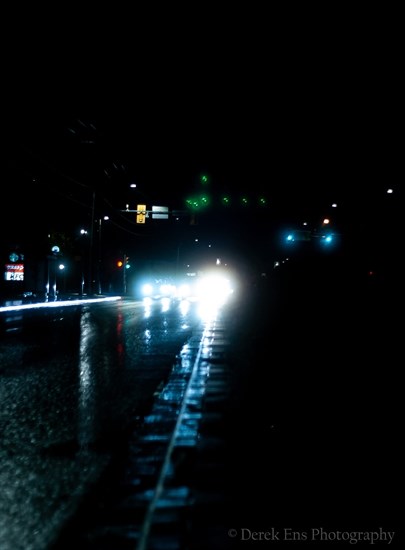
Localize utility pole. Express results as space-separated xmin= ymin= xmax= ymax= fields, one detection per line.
xmin=97 ymin=217 xmax=102 ymax=294
xmin=123 ymin=253 xmax=127 ymax=294
xmin=88 ymin=190 xmax=96 ymax=295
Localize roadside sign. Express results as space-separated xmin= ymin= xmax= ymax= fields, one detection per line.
xmin=152 ymin=206 xmax=169 ymax=219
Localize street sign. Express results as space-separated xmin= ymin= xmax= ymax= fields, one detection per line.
xmin=4 ymin=263 xmax=24 ymax=281
xmin=152 ymin=205 xmax=169 ymax=219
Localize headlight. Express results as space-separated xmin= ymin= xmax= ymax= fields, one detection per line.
xmin=141 ymin=283 xmax=153 ymax=296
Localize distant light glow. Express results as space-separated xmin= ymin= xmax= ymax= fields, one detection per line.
xmin=387 ymin=188 xmax=393 ymax=194
xmin=198 ymin=302 xmax=219 ymax=322
xmin=196 ymin=273 xmax=234 ymax=305
xmin=161 ymin=297 xmax=171 ymax=312
xmin=320 ymin=234 xmax=335 ymax=246
xmin=143 ymin=301 xmax=152 ymax=318
xmin=141 ymin=283 xmax=153 ymax=296
xmin=179 ymin=299 xmax=190 ymax=316
xmin=177 ymin=283 xmax=191 ymax=299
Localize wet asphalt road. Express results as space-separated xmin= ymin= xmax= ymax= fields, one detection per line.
xmin=1 ymin=262 xmax=402 ymax=549
xmin=51 ymin=264 xmax=402 ymax=549
xmin=0 ymin=297 xmax=204 ymax=550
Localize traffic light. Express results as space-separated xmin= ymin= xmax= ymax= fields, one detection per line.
xmin=137 ymin=204 xmax=146 ymax=224
xmin=117 ymin=260 xmax=123 ymax=268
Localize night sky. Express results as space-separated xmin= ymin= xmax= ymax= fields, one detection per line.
xmin=3 ymin=9 xmax=402 ymax=280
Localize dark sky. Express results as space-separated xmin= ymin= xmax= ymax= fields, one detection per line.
xmin=6 ymin=7 xmax=401 ymax=203
xmin=6 ymin=83 xmax=400 ymax=221
xmin=3 ymin=9 xmax=402 ymax=274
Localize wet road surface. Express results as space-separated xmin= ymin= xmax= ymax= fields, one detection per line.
xmin=0 ymin=297 xmax=204 ymax=550
xmin=1 ymin=262 xmax=402 ymax=549
xmin=50 ymin=265 xmax=402 ymax=549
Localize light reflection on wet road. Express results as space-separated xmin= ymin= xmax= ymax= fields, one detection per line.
xmin=0 ymin=298 xmax=203 ymax=550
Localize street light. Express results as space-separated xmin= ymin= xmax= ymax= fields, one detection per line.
xmin=58 ymin=263 xmax=67 ymax=294
xmin=97 ymin=216 xmax=109 ymax=294
xmin=76 ymin=229 xmax=89 ymax=296
xmin=45 ymin=245 xmax=61 ymax=301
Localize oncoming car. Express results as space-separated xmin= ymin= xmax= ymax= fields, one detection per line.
xmin=176 ymin=270 xmax=236 ymax=305
xmin=139 ymin=277 xmax=176 ymax=300
xmin=135 ymin=268 xmax=237 ymax=306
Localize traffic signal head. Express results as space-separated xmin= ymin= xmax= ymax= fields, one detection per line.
xmin=117 ymin=260 xmax=124 ymax=268
xmin=137 ymin=204 xmax=146 ymax=224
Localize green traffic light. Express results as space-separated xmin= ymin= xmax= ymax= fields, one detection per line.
xmin=186 ymin=198 xmax=199 ymax=209
xmin=186 ymin=194 xmax=210 ymax=210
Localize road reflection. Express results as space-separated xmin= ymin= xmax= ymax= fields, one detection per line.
xmin=0 ymin=297 xmax=207 ymax=549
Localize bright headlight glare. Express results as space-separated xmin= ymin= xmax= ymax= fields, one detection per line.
xmin=197 ymin=274 xmax=233 ymax=304
xmin=142 ymin=283 xmax=153 ymax=296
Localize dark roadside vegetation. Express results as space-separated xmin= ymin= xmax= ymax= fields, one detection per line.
xmin=219 ymin=245 xmax=401 ymax=540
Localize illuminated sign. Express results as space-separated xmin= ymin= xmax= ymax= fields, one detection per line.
xmin=4 ymin=263 xmax=24 ymax=281
xmin=152 ymin=205 xmax=169 ymax=219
